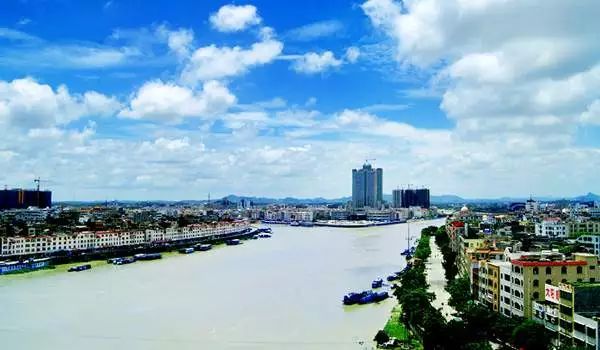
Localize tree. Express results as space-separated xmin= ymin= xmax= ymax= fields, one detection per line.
xmin=374 ymin=329 xmax=389 ymax=345
xmin=512 ymin=320 xmax=551 ymax=350
xmin=447 ymin=277 xmax=471 ymax=312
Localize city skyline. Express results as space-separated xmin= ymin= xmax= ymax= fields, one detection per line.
xmin=1 ymin=1 xmax=600 ymax=201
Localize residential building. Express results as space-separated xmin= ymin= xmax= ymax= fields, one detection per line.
xmin=392 ymin=189 xmax=402 ymax=208
xmin=351 ymin=163 xmax=383 ymax=209
xmin=400 ymin=188 xmax=430 ymax=209
xmin=509 ymin=253 xmax=599 ymax=318
xmin=526 ymin=198 xmax=540 ymax=213
xmin=577 ymin=235 xmax=600 ymax=257
xmin=570 ymin=221 xmax=600 ymax=236
xmin=533 ymin=282 xmax=600 ymax=350
xmin=535 ymin=218 xmax=568 ymax=238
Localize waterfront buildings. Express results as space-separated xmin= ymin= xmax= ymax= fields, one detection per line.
xmin=399 ymin=188 xmax=430 ymax=209
xmin=351 ymin=163 xmax=383 ymax=209
xmin=0 ymin=189 xmax=52 ymax=209
xmin=392 ymin=189 xmax=402 ymax=208
xmin=0 ymin=222 xmax=249 ymax=257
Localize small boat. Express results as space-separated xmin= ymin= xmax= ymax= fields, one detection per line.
xmin=358 ymin=292 xmax=376 ymax=304
xmin=258 ymin=233 xmax=272 ymax=238
xmin=371 ymin=278 xmax=383 ymax=289
xmin=107 ymin=258 xmax=121 ymax=264
xmin=373 ymin=291 xmax=389 ymax=302
xmin=299 ymin=221 xmax=314 ymax=227
xmin=226 ymin=239 xmax=241 ymax=246
xmin=195 ymin=244 xmax=212 ymax=251
xmin=134 ymin=253 xmax=162 ymax=261
xmin=343 ymin=291 xmax=373 ymax=305
xmin=115 ymin=257 xmax=135 ymax=265
xmin=179 ymin=247 xmax=194 ymax=254
xmin=68 ymin=264 xmax=91 ymax=272
xmin=387 ymin=274 xmax=400 ymax=282
xmin=289 ymin=221 xmax=300 ymax=227
xmin=257 ymin=227 xmax=272 ymax=233
xmin=401 ymin=248 xmax=411 ymax=256
xmin=252 ymin=235 xmax=259 ymax=239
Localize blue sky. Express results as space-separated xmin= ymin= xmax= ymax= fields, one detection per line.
xmin=0 ymin=0 xmax=599 ymax=200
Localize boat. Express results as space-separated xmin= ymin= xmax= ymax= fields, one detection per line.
xmin=373 ymin=291 xmax=389 ymax=302
xmin=257 ymin=227 xmax=272 ymax=233
xmin=179 ymin=247 xmax=194 ymax=254
xmin=226 ymin=239 xmax=241 ymax=246
xmin=289 ymin=221 xmax=300 ymax=227
xmin=115 ymin=257 xmax=135 ymax=265
xmin=258 ymin=233 xmax=272 ymax=238
xmin=134 ymin=253 xmax=162 ymax=261
xmin=371 ymin=278 xmax=383 ymax=289
xmin=387 ymin=274 xmax=400 ymax=282
xmin=343 ymin=291 xmax=373 ymax=305
xmin=107 ymin=258 xmax=122 ymax=264
xmin=68 ymin=264 xmax=91 ymax=272
xmin=195 ymin=244 xmax=212 ymax=251
xmin=299 ymin=221 xmax=314 ymax=227
xmin=358 ymin=292 xmax=377 ymax=304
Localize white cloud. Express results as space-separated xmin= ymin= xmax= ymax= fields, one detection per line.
xmin=291 ymin=51 xmax=343 ymax=74
xmin=181 ymin=38 xmax=283 ymax=83
xmin=581 ymin=100 xmax=600 ymax=125
xmin=209 ymin=4 xmax=262 ymax=32
xmin=345 ymin=46 xmax=360 ymax=63
xmin=0 ymin=77 xmax=120 ymax=129
xmin=156 ymin=25 xmax=194 ymax=58
xmin=284 ymin=20 xmax=344 ymax=41
xmin=119 ymin=80 xmax=236 ymax=122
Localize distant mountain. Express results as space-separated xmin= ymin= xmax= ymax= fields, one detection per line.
xmin=54 ymin=192 xmax=599 ymax=206
xmin=574 ymin=192 xmax=600 ymax=203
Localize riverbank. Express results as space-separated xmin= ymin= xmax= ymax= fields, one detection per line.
xmin=425 ymin=238 xmax=455 ymax=320
xmin=1 ymin=221 xmax=445 ymax=350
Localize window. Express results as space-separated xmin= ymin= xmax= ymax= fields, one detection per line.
xmin=533 ymin=267 xmax=539 ymax=275
xmin=561 ymin=266 xmax=567 ymax=274
xmin=533 ymin=279 xmax=539 ymax=287
xmin=546 ymin=266 xmax=552 ymax=274
xmin=591 ymin=265 xmax=596 ymax=270
xmin=562 ymin=279 xmax=567 ymax=283
xmin=577 ymin=266 xmax=583 ymax=274
xmin=591 ymin=278 xmax=596 ymax=283
xmin=533 ymin=292 xmax=539 ymax=299
xmin=546 ymin=279 xmax=552 ymax=284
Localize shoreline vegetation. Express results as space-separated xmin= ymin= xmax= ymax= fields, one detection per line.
xmin=376 ymin=225 xmax=560 ymax=350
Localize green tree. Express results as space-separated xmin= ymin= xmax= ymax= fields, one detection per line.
xmin=512 ymin=320 xmax=551 ymax=350
xmin=373 ymin=329 xmax=389 ymax=345
xmin=446 ymin=276 xmax=472 ymax=312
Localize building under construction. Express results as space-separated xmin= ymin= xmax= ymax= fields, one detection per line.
xmin=0 ymin=189 xmax=52 ymax=210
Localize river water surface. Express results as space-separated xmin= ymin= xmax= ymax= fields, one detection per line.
xmin=0 ymin=219 xmax=444 ymax=350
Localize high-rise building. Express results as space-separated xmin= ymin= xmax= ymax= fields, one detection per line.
xmin=0 ymin=189 xmax=52 ymax=210
xmin=352 ymin=163 xmax=383 ymax=209
xmin=392 ymin=189 xmax=402 ymax=208
xmin=400 ymin=188 xmax=430 ymax=209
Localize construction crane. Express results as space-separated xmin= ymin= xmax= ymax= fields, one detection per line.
xmin=34 ymin=177 xmax=49 ymax=192
xmin=365 ymin=158 xmax=376 ymax=165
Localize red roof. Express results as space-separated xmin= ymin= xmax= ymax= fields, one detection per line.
xmin=450 ymin=221 xmax=465 ymax=228
xmin=511 ymin=260 xmax=587 ymax=267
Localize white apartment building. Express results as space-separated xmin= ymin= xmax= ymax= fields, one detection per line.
xmin=576 ymin=235 xmax=600 ymax=257
xmin=535 ymin=218 xmax=569 ymax=238
xmin=0 ymin=223 xmax=249 ymax=257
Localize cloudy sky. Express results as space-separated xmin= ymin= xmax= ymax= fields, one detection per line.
xmin=1 ymin=0 xmax=599 ymax=201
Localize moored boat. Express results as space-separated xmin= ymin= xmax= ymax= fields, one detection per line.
xmin=68 ymin=264 xmax=91 ymax=272
xmin=343 ymin=291 xmax=373 ymax=305
xmin=178 ymin=247 xmax=194 ymax=254
xmin=195 ymin=244 xmax=212 ymax=251
xmin=371 ymin=278 xmax=383 ymax=288
xmin=226 ymin=239 xmax=241 ymax=246
xmin=257 ymin=233 xmax=272 ymax=238
xmin=134 ymin=253 xmax=162 ymax=261
xmin=115 ymin=257 xmax=135 ymax=265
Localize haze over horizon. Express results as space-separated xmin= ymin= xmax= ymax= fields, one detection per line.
xmin=2 ymin=0 xmax=600 ymax=201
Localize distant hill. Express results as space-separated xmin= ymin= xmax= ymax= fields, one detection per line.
xmin=54 ymin=192 xmax=599 ymax=206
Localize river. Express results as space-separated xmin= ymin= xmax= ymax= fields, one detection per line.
xmin=0 ymin=219 xmax=444 ymax=350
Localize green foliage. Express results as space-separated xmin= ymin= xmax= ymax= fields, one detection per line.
xmin=512 ymin=320 xmax=551 ymax=350
xmin=446 ymin=276 xmax=471 ymax=313
xmin=374 ymin=329 xmax=389 ymax=344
